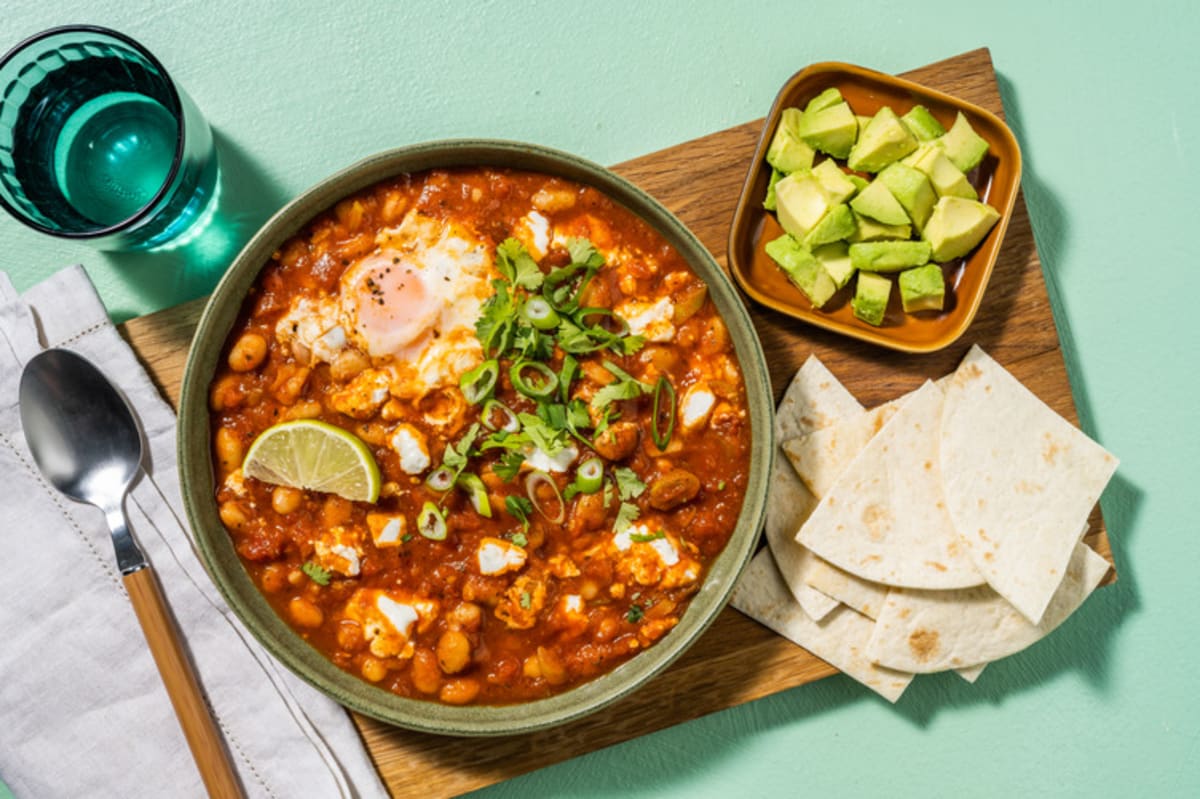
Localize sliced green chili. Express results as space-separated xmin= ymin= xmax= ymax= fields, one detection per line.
xmin=481 ymin=398 xmax=520 ymax=432
xmin=510 ymin=360 xmax=557 ymax=400
xmin=426 ymin=466 xmax=456 ymax=492
xmin=651 ymin=375 xmax=676 ymax=450
xmin=459 ymin=359 xmax=499 ymax=404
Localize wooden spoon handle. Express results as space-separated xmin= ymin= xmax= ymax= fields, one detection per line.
xmin=124 ymin=566 xmax=246 ymax=798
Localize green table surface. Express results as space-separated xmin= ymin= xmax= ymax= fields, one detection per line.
xmin=3 ymin=1 xmax=1196 ymax=797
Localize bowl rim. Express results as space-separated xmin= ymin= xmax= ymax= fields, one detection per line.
xmin=178 ymin=138 xmax=774 ymax=736
xmin=727 ymin=61 xmax=1023 ymax=354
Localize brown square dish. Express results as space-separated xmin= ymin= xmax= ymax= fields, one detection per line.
xmin=728 ymin=61 xmax=1022 ymax=353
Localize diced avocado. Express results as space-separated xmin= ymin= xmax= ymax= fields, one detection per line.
xmin=900 ymin=105 xmax=947 ymax=141
xmin=898 ymin=263 xmax=946 ymax=312
xmin=813 ymin=241 xmax=856 ymax=289
xmin=763 ymin=168 xmax=785 ymax=211
xmin=922 ymin=196 xmax=1000 ymax=261
xmin=906 ymin=145 xmax=978 ymax=200
xmin=848 ymin=211 xmax=912 ymax=242
xmin=877 ymin=163 xmax=937 ymax=233
xmin=856 ymin=114 xmax=872 ymax=131
xmin=812 ymin=159 xmax=857 ymax=203
xmin=852 ymin=271 xmax=892 ymax=326
xmin=802 ymin=203 xmax=855 ymax=248
xmin=764 ymin=234 xmax=837 ymax=308
xmin=775 ymin=172 xmax=834 ymax=239
xmin=849 ymin=178 xmax=910 ymax=226
xmin=766 ymin=108 xmax=816 ymax=174
xmin=847 ymin=174 xmax=870 ymax=194
xmin=804 ymin=87 xmax=845 ymax=114
xmin=849 ymin=240 xmax=932 ymax=272
xmin=798 ymin=102 xmax=858 ymax=159
xmin=846 ymin=107 xmax=918 ymax=173
xmin=936 ymin=112 xmax=990 ymax=173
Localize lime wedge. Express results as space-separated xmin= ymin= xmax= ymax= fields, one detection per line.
xmin=242 ymin=420 xmax=380 ymax=503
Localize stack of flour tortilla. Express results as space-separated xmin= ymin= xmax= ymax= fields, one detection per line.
xmin=730 ymin=345 xmax=1119 ymax=702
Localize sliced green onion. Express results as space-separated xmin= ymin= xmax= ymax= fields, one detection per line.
xmin=457 ymin=473 xmax=492 ymax=518
xmin=417 ymin=501 xmax=447 ymax=541
xmin=574 ymin=458 xmax=604 ymax=494
xmin=525 ymin=469 xmax=565 ymax=524
xmin=460 ymin=359 xmax=499 ymax=404
xmin=426 ymin=466 xmax=456 ymax=492
xmin=520 ymin=297 xmax=561 ymax=330
xmin=482 ymin=398 xmax=520 ymax=433
xmin=651 ymin=375 xmax=677 ymax=450
xmin=510 ymin=360 xmax=557 ymax=399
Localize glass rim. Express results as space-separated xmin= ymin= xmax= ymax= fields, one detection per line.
xmin=0 ymin=24 xmax=188 ymax=240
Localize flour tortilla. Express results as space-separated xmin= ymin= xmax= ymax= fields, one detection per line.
xmin=782 ymin=399 xmax=902 ymax=499
xmin=765 ymin=356 xmax=865 ymax=620
xmin=797 ymin=380 xmax=984 ymax=589
xmin=804 ymin=557 xmax=889 ymax=620
xmin=866 ymin=539 xmax=1110 ymax=673
xmin=730 ymin=549 xmax=913 ymax=702
xmin=765 ymin=463 xmax=838 ymax=621
xmin=940 ymin=346 xmax=1119 ymax=624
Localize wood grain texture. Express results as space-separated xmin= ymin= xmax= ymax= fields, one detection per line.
xmin=124 ymin=567 xmax=246 ymax=798
xmin=120 ymin=48 xmax=1113 ymax=798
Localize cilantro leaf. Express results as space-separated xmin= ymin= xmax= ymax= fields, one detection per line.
xmin=513 ymin=321 xmax=554 ymax=360
xmin=301 ymin=561 xmax=331 ymax=586
xmin=496 ymin=238 xmax=544 ymax=290
xmin=506 ymin=495 xmax=534 ymax=528
xmin=613 ymin=466 xmax=646 ymax=501
xmin=442 ymin=423 xmax=481 ymax=472
xmin=475 ymin=280 xmax=516 ymax=356
xmin=490 ymin=450 xmax=523 ymax=482
xmin=614 ymin=501 xmax=640 ymax=533
xmin=567 ymin=237 xmax=605 ymax=270
xmin=590 ymin=361 xmax=652 ymax=411
xmin=511 ymin=531 xmax=528 ymax=547
xmin=519 ymin=590 xmax=533 ymax=609
xmin=625 ymin=604 xmax=645 ymax=623
xmin=517 ymin=412 xmax=568 ymax=455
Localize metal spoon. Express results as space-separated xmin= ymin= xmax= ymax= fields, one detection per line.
xmin=20 ymin=348 xmax=244 ymax=799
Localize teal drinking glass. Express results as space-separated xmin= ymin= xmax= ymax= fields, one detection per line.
xmin=0 ymin=25 xmax=218 ymax=250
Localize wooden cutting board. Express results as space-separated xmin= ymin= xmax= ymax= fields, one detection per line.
xmin=120 ymin=48 xmax=1113 ymax=798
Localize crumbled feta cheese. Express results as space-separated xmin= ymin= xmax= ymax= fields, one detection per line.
xmin=525 ymin=443 xmax=577 ymax=473
xmin=649 ymin=536 xmax=680 ymax=566
xmin=680 ymin=384 xmax=716 ymax=431
xmin=367 ymin=513 xmax=406 ymax=547
xmin=617 ymin=297 xmax=676 ymax=343
xmin=375 ymin=596 xmax=419 ymax=640
xmin=563 ymin=594 xmax=583 ymax=614
xmin=477 ymin=537 xmax=527 ymax=575
xmin=314 ymin=325 xmax=348 ymax=361
xmin=390 ymin=424 xmax=430 ymax=474
xmin=519 ymin=211 xmax=551 ymax=259
xmin=313 ymin=527 xmax=363 ymax=577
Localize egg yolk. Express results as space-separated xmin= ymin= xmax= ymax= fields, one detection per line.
xmin=342 ymin=252 xmax=439 ymax=358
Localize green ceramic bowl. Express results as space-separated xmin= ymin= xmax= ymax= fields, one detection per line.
xmin=178 ymin=139 xmax=773 ymax=736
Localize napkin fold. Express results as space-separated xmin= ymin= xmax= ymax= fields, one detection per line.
xmin=0 ymin=267 xmax=388 ymax=799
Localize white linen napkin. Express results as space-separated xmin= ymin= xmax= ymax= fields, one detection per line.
xmin=0 ymin=266 xmax=389 ymax=799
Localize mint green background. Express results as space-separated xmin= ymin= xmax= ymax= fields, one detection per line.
xmin=2 ymin=1 xmax=1196 ymax=796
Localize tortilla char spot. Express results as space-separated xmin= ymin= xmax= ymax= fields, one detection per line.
xmin=1042 ymin=433 xmax=1063 ymax=466
xmin=925 ymin=560 xmax=948 ymax=572
xmin=946 ymin=539 xmax=961 ymax=558
xmin=898 ymin=608 xmax=911 ymax=620
xmin=1016 ymin=479 xmax=1045 ymax=494
xmin=977 ymin=528 xmax=990 ymax=542
xmin=977 ymin=498 xmax=986 ymax=509
xmin=983 ymin=551 xmax=994 ymax=562
xmin=861 ymin=554 xmax=882 ymax=564
xmin=924 ymin=460 xmax=933 ymax=471
xmin=908 ymin=629 xmax=940 ymax=662
xmin=862 ymin=503 xmax=892 ymax=541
